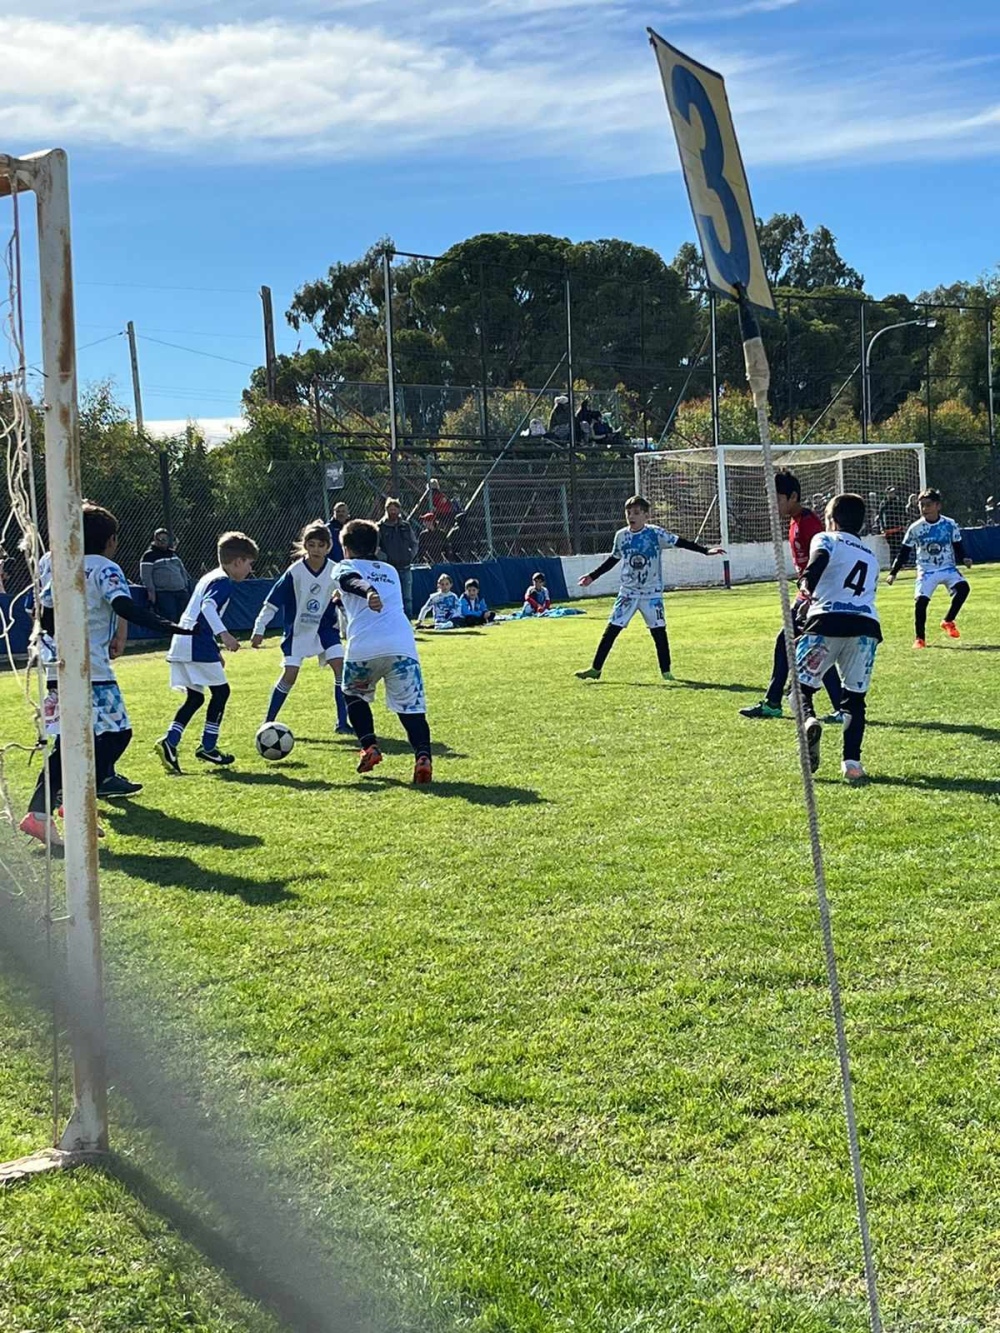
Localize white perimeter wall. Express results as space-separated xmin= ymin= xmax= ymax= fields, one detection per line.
xmin=562 ymin=536 xmax=890 ymax=596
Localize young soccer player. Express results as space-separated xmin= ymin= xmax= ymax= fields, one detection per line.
xmin=154 ymin=531 xmax=258 ymax=774
xmin=886 ymin=488 xmax=972 ymax=647
xmin=416 ymin=574 xmax=462 ymax=629
xmin=20 ymin=503 xmax=193 ymax=845
xmin=575 ymin=495 xmax=723 ymax=681
xmin=249 ymin=520 xmax=350 ymax=733
xmin=795 ymin=493 xmax=882 ymax=785
xmin=333 ymin=519 xmax=432 ymax=783
xmin=524 ymin=574 xmax=552 ymax=615
xmin=457 ymin=579 xmax=495 ymax=626
xmin=740 ymin=469 xmax=844 ymax=721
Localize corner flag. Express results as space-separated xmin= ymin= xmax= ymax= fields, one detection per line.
xmin=649 ymin=30 xmax=774 ymax=313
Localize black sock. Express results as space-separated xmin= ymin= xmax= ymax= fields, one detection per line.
xmin=945 ymin=581 xmax=970 ymax=623
xmin=346 ymin=697 xmax=376 ymax=747
xmin=765 ymin=627 xmax=790 ymax=708
xmin=96 ymin=730 xmax=132 ymax=786
xmin=841 ymin=691 xmax=867 ymax=763
xmin=593 ymin=624 xmax=623 ymax=671
xmin=801 ymin=685 xmax=818 ymax=719
xmin=915 ymin=596 xmax=929 ymax=640
xmin=822 ymin=668 xmax=843 ymax=713
xmin=649 ymin=626 xmax=671 ymax=673
xmin=29 ymin=739 xmax=62 ymax=815
xmin=400 ymin=712 xmax=431 ymax=758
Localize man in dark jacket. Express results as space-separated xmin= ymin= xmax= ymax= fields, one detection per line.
xmin=327 ymin=500 xmax=349 ymax=560
xmin=139 ymin=529 xmax=191 ymax=623
xmin=377 ymin=497 xmax=417 ymax=616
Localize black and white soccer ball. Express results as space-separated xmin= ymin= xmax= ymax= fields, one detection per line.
xmin=255 ymin=721 xmax=294 ymax=761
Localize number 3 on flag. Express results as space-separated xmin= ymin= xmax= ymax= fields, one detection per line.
xmin=649 ymin=30 xmax=775 ymax=314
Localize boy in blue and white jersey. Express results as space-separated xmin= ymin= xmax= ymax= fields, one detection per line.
xmin=887 ymin=488 xmax=972 ymax=647
xmin=416 ymin=573 xmax=462 ymax=630
xmin=154 ymin=530 xmax=258 ymax=774
xmin=333 ymin=519 xmax=433 ymax=784
xmin=575 ymin=494 xmax=724 ymax=681
xmin=250 ymin=521 xmax=350 ymax=733
xmin=21 ymin=503 xmax=193 ymax=845
xmin=795 ymin=493 xmax=882 ymax=785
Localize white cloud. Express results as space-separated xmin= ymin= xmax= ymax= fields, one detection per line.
xmin=146 ymin=416 xmax=244 ymax=446
xmin=2 ymin=14 xmax=999 ymax=175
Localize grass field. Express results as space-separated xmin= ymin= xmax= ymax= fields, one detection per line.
xmin=4 ymin=571 xmax=1000 ymax=1332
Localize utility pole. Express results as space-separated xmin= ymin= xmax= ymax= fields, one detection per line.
xmin=126 ymin=320 xmax=144 ymax=434
xmin=260 ymin=285 xmax=277 ymax=400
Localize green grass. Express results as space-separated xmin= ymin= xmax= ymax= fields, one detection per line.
xmin=4 ymin=570 xmax=1000 ymax=1332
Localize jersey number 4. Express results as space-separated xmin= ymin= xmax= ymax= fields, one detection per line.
xmin=843 ymin=561 xmax=868 ymax=596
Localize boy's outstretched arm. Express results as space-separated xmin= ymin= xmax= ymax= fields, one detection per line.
xmin=578 ymin=554 xmax=620 ymax=587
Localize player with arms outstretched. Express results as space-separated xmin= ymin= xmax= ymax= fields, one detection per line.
xmin=886 ymin=488 xmax=972 ymax=647
xmin=575 ymin=495 xmax=723 ymax=681
xmin=155 ymin=531 xmax=258 ymax=773
xmin=740 ymin=469 xmax=844 ymax=722
xmin=795 ymin=494 xmax=882 ymax=785
xmin=334 ymin=519 xmax=433 ymax=784
xmin=250 ymin=520 xmax=350 ymax=733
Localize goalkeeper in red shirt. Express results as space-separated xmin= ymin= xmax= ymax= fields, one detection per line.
xmin=740 ymin=470 xmax=844 ymax=722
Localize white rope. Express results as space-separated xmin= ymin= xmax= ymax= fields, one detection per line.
xmin=741 ymin=307 xmax=884 ymax=1332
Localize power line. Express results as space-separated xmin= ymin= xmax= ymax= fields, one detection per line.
xmin=137 ymin=334 xmax=255 ymax=369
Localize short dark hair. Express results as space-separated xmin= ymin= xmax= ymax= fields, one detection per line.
xmin=625 ymin=494 xmax=650 ymax=512
xmin=218 ymin=532 xmax=258 ymax=565
xmin=294 ymin=520 xmax=332 ymax=558
xmin=827 ymin=493 xmax=866 ymax=535
xmin=83 ymin=503 xmax=118 ymax=555
xmin=918 ymin=487 xmax=942 ymax=504
xmin=341 ymin=518 xmax=378 ymax=559
xmin=774 ymin=470 xmax=801 ymax=502
xmin=465 ymin=579 xmax=479 ymax=589
xmin=532 ymin=571 xmax=545 ymax=581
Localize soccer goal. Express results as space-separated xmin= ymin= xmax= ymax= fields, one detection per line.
xmin=635 ymin=443 xmax=926 ymax=587
xmin=0 ymin=149 xmax=108 ymax=1167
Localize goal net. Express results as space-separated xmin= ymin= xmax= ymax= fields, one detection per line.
xmin=635 ymin=444 xmax=926 ymax=585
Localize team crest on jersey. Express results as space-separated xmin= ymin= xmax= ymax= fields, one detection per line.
xmin=306 ymin=598 xmax=321 ymax=613
xmin=309 ymin=582 xmax=321 ymax=594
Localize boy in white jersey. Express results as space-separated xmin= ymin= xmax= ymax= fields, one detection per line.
xmin=154 ymin=531 xmax=258 ymax=774
xmin=333 ymin=519 xmax=432 ymax=784
xmin=575 ymin=494 xmax=724 ymax=681
xmin=795 ymin=493 xmax=882 ymax=785
xmin=250 ymin=520 xmax=350 ymax=733
xmin=21 ymin=503 xmax=194 ymax=845
xmin=886 ymin=487 xmax=972 ymax=648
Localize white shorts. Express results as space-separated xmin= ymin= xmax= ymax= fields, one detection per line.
xmin=342 ymin=655 xmax=426 ymax=715
xmin=797 ymin=634 xmax=878 ymax=696
xmin=283 ymin=644 xmax=344 ymax=667
xmin=609 ymin=593 xmax=665 ymax=630
xmin=43 ymin=681 xmax=131 ymax=738
xmin=915 ymin=567 xmax=966 ymax=600
xmin=169 ymin=660 xmax=228 ymax=693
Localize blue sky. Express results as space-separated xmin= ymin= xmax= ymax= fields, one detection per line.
xmin=7 ymin=0 xmax=1000 ymax=437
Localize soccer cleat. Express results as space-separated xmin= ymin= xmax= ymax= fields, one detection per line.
xmin=97 ymin=774 xmax=143 ymax=797
xmin=739 ymin=701 xmax=783 ymax=719
xmin=821 ymin=709 xmax=847 ymax=725
xmin=357 ymin=744 xmax=383 ymax=774
xmin=842 ymin=760 xmax=868 ymax=785
xmin=941 ymin=619 xmax=961 ymax=639
xmin=804 ymin=716 xmax=823 ymax=774
xmin=413 ymin=754 xmax=433 ymax=785
xmin=913 ymin=638 xmax=926 ymax=650
xmin=575 ymin=667 xmax=601 ymax=680
xmin=58 ymin=806 xmax=105 ymax=838
xmin=194 ymin=746 xmax=235 ymax=766
xmin=155 ymin=737 xmax=182 ymax=774
xmin=661 ymin=671 xmax=675 ymax=682
xmin=19 ymin=811 xmax=64 ymax=847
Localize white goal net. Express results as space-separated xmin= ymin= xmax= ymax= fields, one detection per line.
xmin=635 ymin=444 xmax=925 ymax=585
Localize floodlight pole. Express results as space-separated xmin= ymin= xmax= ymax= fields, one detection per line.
xmin=6 ymin=149 xmax=108 ymax=1153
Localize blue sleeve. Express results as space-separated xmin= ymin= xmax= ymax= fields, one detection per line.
xmin=268 ymin=570 xmax=294 ymax=614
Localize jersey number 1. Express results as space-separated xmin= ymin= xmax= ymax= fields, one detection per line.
xmin=843 ymin=561 xmax=867 ymax=596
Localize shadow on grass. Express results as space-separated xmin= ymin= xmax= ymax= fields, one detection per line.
xmin=350 ymin=776 xmax=547 ymax=807
xmin=927 ymin=642 xmax=1000 ymax=653
xmin=102 ymin=851 xmax=294 ymax=903
xmin=865 ymin=774 xmax=1000 ymax=800
xmin=593 ymin=678 xmax=760 ymax=693
xmin=868 ymin=718 xmax=1000 ymax=743
xmin=212 ymin=770 xmax=337 ymax=792
xmin=101 ymin=806 xmax=264 ymax=850
xmin=295 ymin=735 xmax=468 ymax=760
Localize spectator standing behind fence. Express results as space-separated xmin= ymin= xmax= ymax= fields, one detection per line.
xmin=428 ymin=477 xmax=455 ymax=525
xmin=140 ymin=528 xmax=192 ymax=623
xmin=877 ymin=486 xmax=908 ymax=563
xmin=327 ymin=500 xmax=349 ymax=560
xmin=377 ymin=498 xmax=417 ymax=617
xmin=417 ymin=513 xmax=449 ymax=566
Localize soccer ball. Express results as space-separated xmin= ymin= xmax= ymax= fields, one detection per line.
xmin=255 ymin=721 xmax=294 ymax=761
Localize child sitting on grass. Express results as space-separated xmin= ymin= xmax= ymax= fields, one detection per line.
xmin=416 ymin=573 xmax=462 ymax=629
xmin=524 ymin=573 xmax=551 ymax=614
xmin=457 ymin=579 xmax=495 ymax=626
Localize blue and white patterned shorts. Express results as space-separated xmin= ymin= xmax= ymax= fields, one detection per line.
xmin=43 ymin=681 xmax=131 ymax=738
xmin=342 ymin=655 xmax=426 ymax=715
xmin=796 ymin=634 xmax=878 ymax=696
xmin=609 ymin=593 xmax=665 ymax=630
